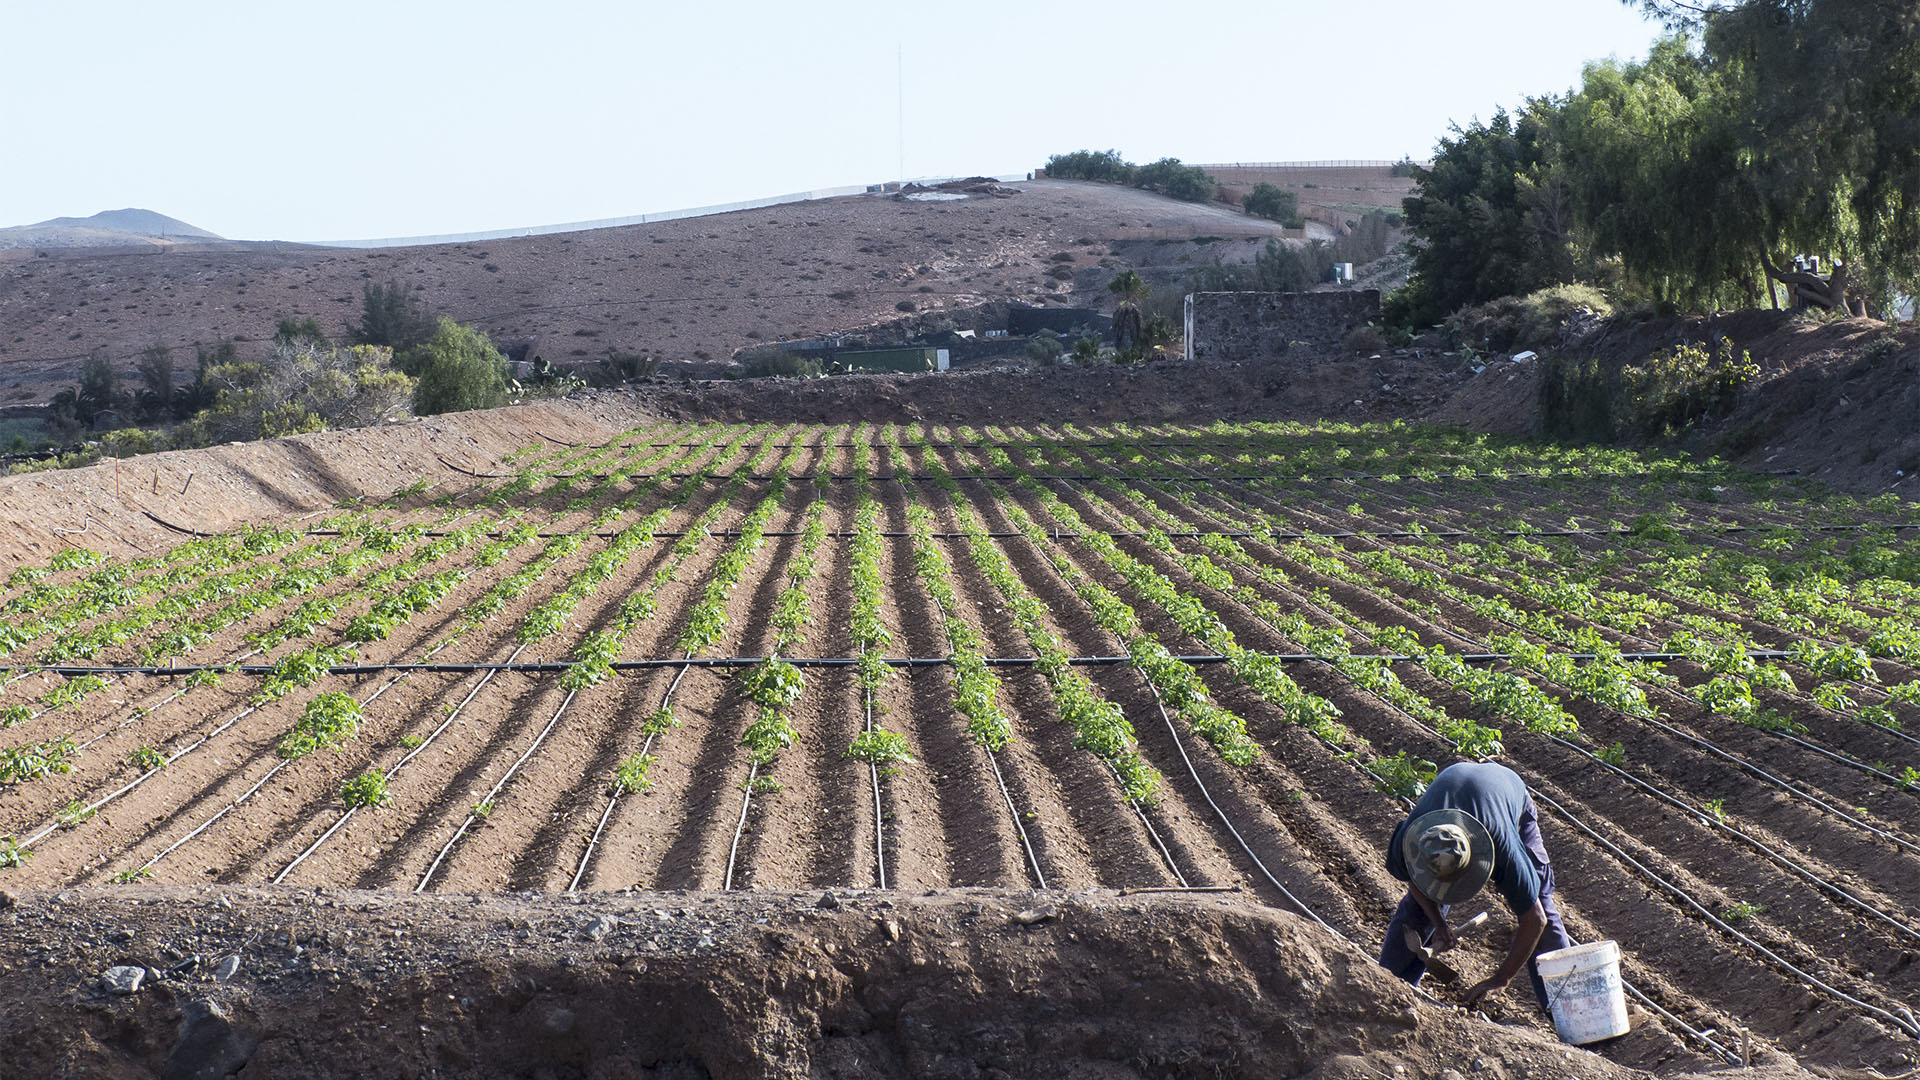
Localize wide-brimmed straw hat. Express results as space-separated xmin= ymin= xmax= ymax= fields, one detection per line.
xmin=1401 ymin=808 xmax=1494 ymax=904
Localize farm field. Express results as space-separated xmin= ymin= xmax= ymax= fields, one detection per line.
xmin=2 ymin=420 xmax=1919 ymax=1073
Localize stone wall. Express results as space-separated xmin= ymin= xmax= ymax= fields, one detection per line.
xmin=1184 ymin=291 xmax=1381 ymax=362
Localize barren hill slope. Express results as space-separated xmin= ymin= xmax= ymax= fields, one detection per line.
xmin=0 ymin=181 xmax=1296 ymax=402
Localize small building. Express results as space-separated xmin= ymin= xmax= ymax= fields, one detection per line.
xmin=831 ymin=347 xmax=950 ymax=374
xmin=1183 ymin=290 xmax=1381 ymax=363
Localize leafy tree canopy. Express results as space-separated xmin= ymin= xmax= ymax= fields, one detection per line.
xmin=410 ymin=318 xmax=510 ymax=416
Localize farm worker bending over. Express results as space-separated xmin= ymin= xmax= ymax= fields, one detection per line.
xmin=1379 ymin=761 xmax=1574 ymax=1008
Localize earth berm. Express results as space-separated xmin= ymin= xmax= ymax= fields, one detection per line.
xmin=0 ymin=886 xmax=1812 ymax=1079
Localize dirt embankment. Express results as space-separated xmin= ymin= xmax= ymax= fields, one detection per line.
xmin=0 ymin=885 xmax=1810 ymax=1080
xmin=0 ymin=398 xmax=650 ymax=567
xmin=1426 ymin=312 xmax=1920 ymax=498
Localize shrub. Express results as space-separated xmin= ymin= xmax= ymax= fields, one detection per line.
xmin=1026 ymin=335 xmax=1065 ymax=366
xmin=98 ymin=427 xmax=167 ymax=459
xmin=596 ymin=352 xmax=659 ymax=386
xmin=1045 ymin=150 xmax=1215 ymax=203
xmin=1448 ymin=284 xmax=1613 ymax=354
xmin=180 ymin=340 xmax=413 ymax=444
xmin=1344 ymin=324 xmax=1387 ymax=356
xmin=1618 ymin=339 xmax=1757 ymax=439
xmin=1540 ymin=336 xmax=1758 ymax=443
xmin=410 ymin=319 xmax=509 ymax=415
xmin=1242 ymin=183 xmax=1301 ymax=226
xmin=1045 ymin=150 xmax=1133 ymax=183
xmin=738 ymin=350 xmax=823 ymax=379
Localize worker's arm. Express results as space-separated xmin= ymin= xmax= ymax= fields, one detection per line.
xmin=1464 ymin=901 xmax=1547 ymax=1006
xmin=1407 ymin=884 xmax=1454 ymax=949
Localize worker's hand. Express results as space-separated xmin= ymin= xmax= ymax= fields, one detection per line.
xmin=1428 ymin=921 xmax=1457 ymax=951
xmin=1463 ymin=975 xmax=1508 ymax=1007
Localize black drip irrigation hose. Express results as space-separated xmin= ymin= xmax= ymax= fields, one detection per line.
xmin=7 ymin=650 xmax=1799 ymax=679
xmin=492 ymin=469 xmax=1809 ymax=485
xmin=143 ymin=511 xmax=207 ymax=537
xmin=293 ymin=523 xmax=1920 ymax=542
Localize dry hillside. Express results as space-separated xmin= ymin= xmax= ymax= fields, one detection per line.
xmin=0 ymin=180 xmax=1306 ymax=403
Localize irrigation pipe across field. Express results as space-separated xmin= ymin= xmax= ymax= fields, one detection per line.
xmin=1 ymin=650 xmax=1808 ymax=679
xmin=295 ymin=523 xmax=1920 ymax=542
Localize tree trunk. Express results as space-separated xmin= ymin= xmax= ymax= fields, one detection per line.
xmin=1761 ymin=252 xmax=1853 ymax=311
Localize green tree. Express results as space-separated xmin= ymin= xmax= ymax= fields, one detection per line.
xmin=1557 ymin=40 xmax=1760 ymax=311
xmin=136 ymin=344 xmax=174 ymax=423
xmin=77 ymin=349 xmax=120 ymax=424
xmin=349 ymin=280 xmax=436 ymax=361
xmin=1242 ymin=183 xmax=1301 ymax=225
xmin=1388 ymin=104 xmax=1567 ymax=328
xmin=410 ymin=319 xmax=510 ymax=415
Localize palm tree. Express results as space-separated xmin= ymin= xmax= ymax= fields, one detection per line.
xmin=1108 ymin=270 xmax=1148 ymax=352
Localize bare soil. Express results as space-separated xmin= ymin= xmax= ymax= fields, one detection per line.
xmin=0 ymin=885 xmax=1816 ymax=1080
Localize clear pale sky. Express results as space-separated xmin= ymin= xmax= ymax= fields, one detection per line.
xmin=1 ymin=1 xmax=1665 ymax=243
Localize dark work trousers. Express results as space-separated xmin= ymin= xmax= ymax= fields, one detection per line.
xmin=1378 ymin=861 xmax=1575 ymax=1009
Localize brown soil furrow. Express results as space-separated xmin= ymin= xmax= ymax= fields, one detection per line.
xmin=549 ymin=466 xmax=817 ymax=887
xmin=968 ymin=473 xmax=1368 ymax=927
xmin=358 ymin=471 xmax=789 ymax=892
xmin=265 ymin=461 xmax=769 ymax=890
xmin=722 ymin=468 xmax=869 ymax=891
xmin=914 ymin=477 xmax=1128 ymax=890
xmin=947 ymin=451 xmax=1251 ymax=892
xmin=871 ymin=463 xmax=1025 ymax=890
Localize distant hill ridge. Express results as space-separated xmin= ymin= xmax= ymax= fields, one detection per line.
xmin=27 ymin=208 xmax=222 ymax=238
xmin=0 ymin=208 xmax=224 ymax=250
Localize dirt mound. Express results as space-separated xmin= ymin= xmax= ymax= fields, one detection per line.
xmin=0 ymin=398 xmax=650 ymax=567
xmin=0 ymin=885 xmax=1798 ymax=1080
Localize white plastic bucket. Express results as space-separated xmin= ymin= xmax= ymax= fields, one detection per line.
xmin=1535 ymin=940 xmax=1630 ymax=1044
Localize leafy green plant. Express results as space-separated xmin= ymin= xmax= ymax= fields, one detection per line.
xmin=1721 ymin=900 xmax=1765 ymax=923
xmin=111 ymin=866 xmax=154 ymax=884
xmin=277 ymin=692 xmax=363 ymax=759
xmin=57 ymin=800 xmax=96 ymax=827
xmin=339 ymin=771 xmax=391 ymax=808
xmin=640 ymin=706 xmax=678 ymax=736
xmin=1703 ymin=797 xmax=1729 ymax=825
xmin=1364 ymin=751 xmax=1437 ymax=800
xmin=0 ymin=837 xmax=29 ymax=868
xmin=739 ymin=660 xmax=805 ymax=710
xmin=611 ymin=753 xmax=656 ymax=795
xmin=847 ymin=729 xmax=915 ymax=766
xmin=471 ymin=799 xmax=494 ymax=819
xmin=127 ymin=745 xmax=166 ymax=771
xmin=1597 ymin=742 xmax=1628 ymax=768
